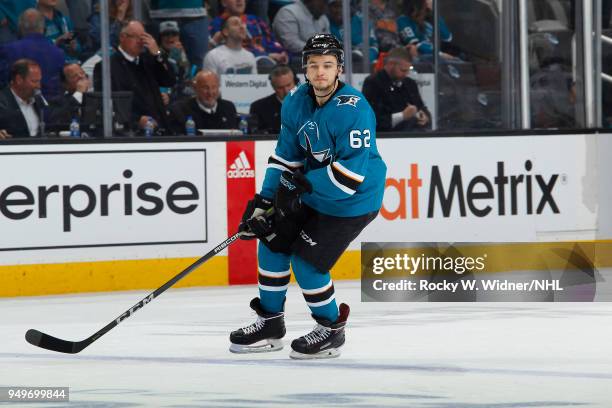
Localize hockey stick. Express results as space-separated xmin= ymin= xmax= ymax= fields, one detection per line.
xmin=25 ymin=231 xmax=245 ymax=354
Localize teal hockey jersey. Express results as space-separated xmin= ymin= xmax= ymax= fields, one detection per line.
xmin=260 ymin=82 xmax=387 ymax=217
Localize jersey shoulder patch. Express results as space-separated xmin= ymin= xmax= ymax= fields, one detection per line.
xmin=334 ymin=94 xmax=361 ymax=108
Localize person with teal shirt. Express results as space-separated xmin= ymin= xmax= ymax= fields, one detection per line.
xmin=38 ymin=0 xmax=82 ymax=63
xmin=397 ymin=0 xmax=453 ymax=59
xmin=327 ymin=0 xmax=378 ymax=65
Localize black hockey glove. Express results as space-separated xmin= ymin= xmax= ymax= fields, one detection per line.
xmin=239 ymin=194 xmax=274 ymax=240
xmin=274 ymin=170 xmax=313 ymax=218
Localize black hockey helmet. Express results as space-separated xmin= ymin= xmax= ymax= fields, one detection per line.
xmin=302 ymin=33 xmax=344 ymax=68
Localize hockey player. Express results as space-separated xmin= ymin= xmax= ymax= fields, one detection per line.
xmin=230 ymin=33 xmax=387 ymax=359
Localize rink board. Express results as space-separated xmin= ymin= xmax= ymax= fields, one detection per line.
xmin=0 ymin=132 xmax=609 ymax=296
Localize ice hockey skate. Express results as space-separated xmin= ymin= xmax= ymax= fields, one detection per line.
xmin=289 ymin=303 xmax=349 ymax=360
xmin=229 ymin=297 xmax=286 ymax=353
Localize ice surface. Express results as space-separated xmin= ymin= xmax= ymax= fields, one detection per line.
xmin=1 ymin=281 xmax=611 ymax=407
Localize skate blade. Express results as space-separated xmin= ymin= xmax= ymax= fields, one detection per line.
xmin=229 ymin=339 xmax=284 ymax=354
xmin=289 ymin=348 xmax=341 ymax=360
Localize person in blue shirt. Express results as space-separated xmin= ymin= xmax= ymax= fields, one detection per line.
xmin=88 ymin=0 xmax=135 ymax=55
xmin=0 ymin=8 xmax=65 ymax=98
xmin=327 ymin=0 xmax=378 ymax=68
xmin=229 ymin=33 xmax=387 ymax=360
xmin=396 ymin=0 xmax=455 ymax=60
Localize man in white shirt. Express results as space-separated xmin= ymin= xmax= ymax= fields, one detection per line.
xmin=0 ymin=58 xmax=43 ymax=138
xmin=203 ymin=16 xmax=256 ymax=75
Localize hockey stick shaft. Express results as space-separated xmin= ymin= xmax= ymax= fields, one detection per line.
xmin=25 ymin=230 xmax=244 ymax=354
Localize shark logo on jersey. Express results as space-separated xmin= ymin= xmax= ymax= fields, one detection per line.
xmin=298 ymin=120 xmax=332 ymax=168
xmin=335 ymin=95 xmax=361 ymax=107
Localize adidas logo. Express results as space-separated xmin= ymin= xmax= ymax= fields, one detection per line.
xmin=227 ymin=151 xmax=255 ymax=178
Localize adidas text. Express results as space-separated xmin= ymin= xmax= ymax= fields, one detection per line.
xmin=227 ymin=169 xmax=255 ymax=178
xmin=227 ymin=151 xmax=255 ymax=178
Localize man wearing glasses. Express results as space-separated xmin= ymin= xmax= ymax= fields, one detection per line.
xmin=93 ymin=20 xmax=175 ymax=135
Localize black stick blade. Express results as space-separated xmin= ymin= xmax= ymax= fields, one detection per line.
xmin=25 ymin=329 xmax=86 ymax=354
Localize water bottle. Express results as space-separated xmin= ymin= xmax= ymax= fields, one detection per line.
xmin=144 ymin=117 xmax=154 ymax=138
xmin=69 ymin=117 xmax=80 ymax=138
xmin=239 ymin=115 xmax=248 ymax=135
xmin=185 ymin=115 xmax=196 ymax=136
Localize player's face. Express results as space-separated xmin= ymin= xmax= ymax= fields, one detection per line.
xmin=306 ymin=54 xmax=341 ymax=93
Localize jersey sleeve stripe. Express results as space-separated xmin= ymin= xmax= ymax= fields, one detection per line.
xmin=332 ymin=162 xmax=365 ymax=182
xmin=327 ymin=166 xmax=357 ymax=195
xmin=267 ymin=163 xmax=292 ymax=172
xmin=268 ymin=154 xmax=303 ymax=173
xmin=331 ymin=161 xmax=363 ymax=192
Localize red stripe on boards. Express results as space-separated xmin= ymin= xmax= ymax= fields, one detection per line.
xmin=226 ymin=141 xmax=257 ymax=284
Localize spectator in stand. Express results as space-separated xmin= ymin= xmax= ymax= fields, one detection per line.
xmin=210 ymin=0 xmax=288 ymax=65
xmin=327 ymin=0 xmax=378 ymax=69
xmin=94 ymin=20 xmax=175 ymax=134
xmin=369 ymin=0 xmax=401 ymax=53
xmin=272 ymin=0 xmax=329 ymax=55
xmin=0 ymin=0 xmax=36 ymax=44
xmin=0 ymin=9 xmax=65 ymax=99
xmin=0 ymin=59 xmax=44 ymax=138
xmin=397 ymin=0 xmax=454 ymax=60
xmin=362 ymin=47 xmax=430 ymax=131
xmin=65 ymin=0 xmax=91 ymax=38
xmin=168 ymin=69 xmax=238 ymax=134
xmin=48 ymin=62 xmax=91 ymax=130
xmin=88 ymin=0 xmax=132 ymax=52
xmin=159 ymin=20 xmax=193 ymax=104
xmin=37 ymin=0 xmax=82 ymax=63
xmin=246 ymin=0 xmax=270 ymax=24
xmin=149 ymin=0 xmax=208 ymax=70
xmin=83 ymin=0 xmax=132 ymax=82
xmin=249 ymin=64 xmax=296 ymax=134
xmin=203 ymin=16 xmax=256 ymax=75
